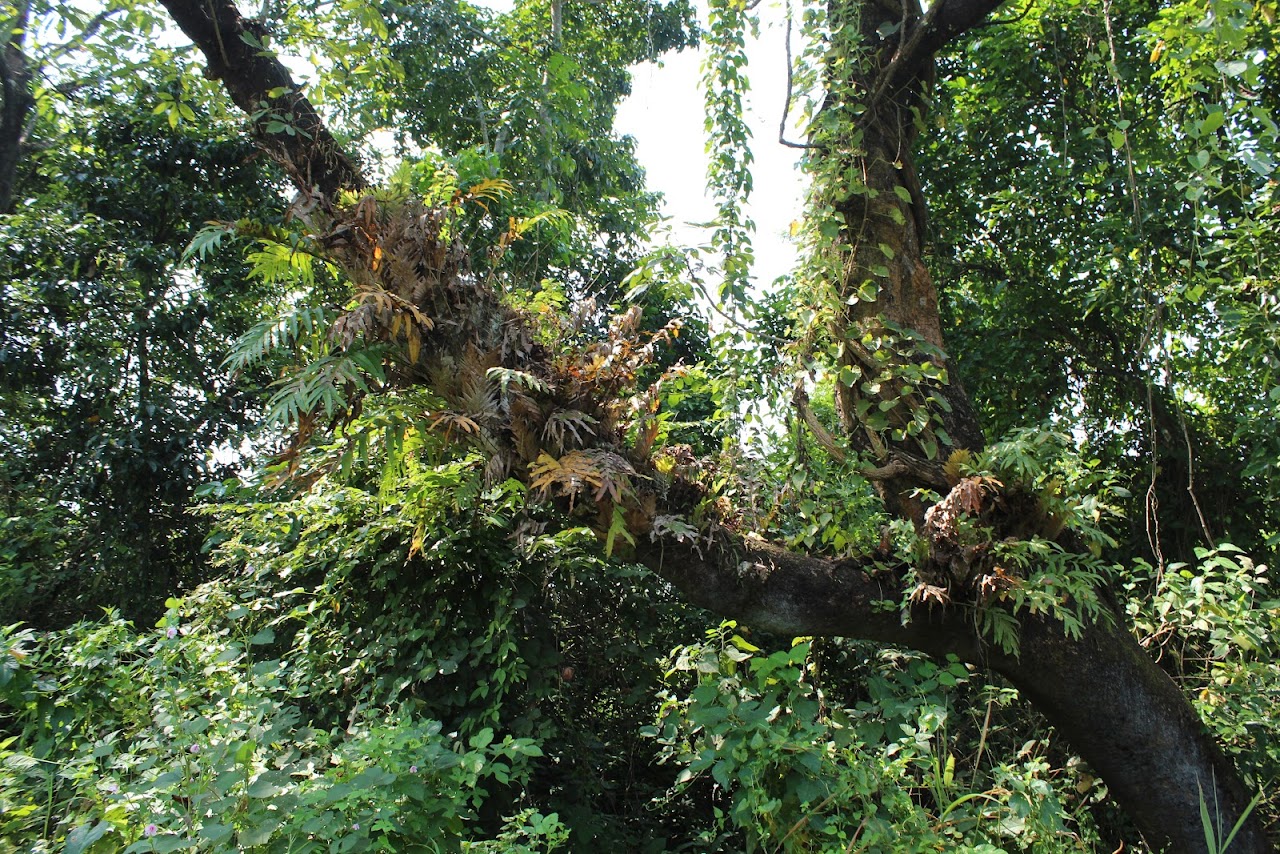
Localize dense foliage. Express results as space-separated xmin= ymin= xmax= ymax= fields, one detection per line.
xmin=0 ymin=92 xmax=283 ymax=625
xmin=1 ymin=0 xmax=1278 ymax=851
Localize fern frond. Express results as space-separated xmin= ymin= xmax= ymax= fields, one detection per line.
xmin=184 ymin=221 xmax=236 ymax=262
xmin=461 ymin=178 xmax=514 ymax=209
xmin=514 ymin=208 xmax=574 ymax=236
xmin=604 ymin=503 xmax=636 ymax=557
xmin=487 ymin=366 xmax=552 ymax=397
xmin=263 ymin=348 xmax=386 ymax=428
xmin=529 ymin=450 xmax=636 ymax=507
xmin=224 ymin=305 xmax=333 ymax=372
xmin=428 ymin=412 xmax=483 ymax=442
xmin=247 ymin=240 xmax=318 ymax=287
xmin=542 ymin=409 xmax=598 ymax=453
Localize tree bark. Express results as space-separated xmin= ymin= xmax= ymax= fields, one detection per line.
xmin=809 ymin=0 xmax=1271 ymax=848
xmin=156 ymin=0 xmax=1274 ymax=849
xmin=156 ymin=0 xmax=365 ymax=202
xmin=0 ymin=0 xmax=35 ymax=213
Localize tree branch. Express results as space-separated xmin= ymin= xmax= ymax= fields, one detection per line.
xmin=778 ymin=1 xmax=816 ymax=150
xmin=157 ymin=0 xmax=365 ymax=202
xmin=915 ymin=0 xmax=1011 ymax=57
xmin=867 ymin=0 xmax=1009 ymax=113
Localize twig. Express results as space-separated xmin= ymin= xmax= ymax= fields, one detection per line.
xmin=793 ymin=383 xmax=848 ymax=463
xmin=975 ymin=0 xmax=1034 ymax=29
xmin=778 ymin=1 xmax=816 ymax=150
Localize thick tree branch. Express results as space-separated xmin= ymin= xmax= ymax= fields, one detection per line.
xmin=157 ymin=0 xmax=365 ymax=201
xmin=863 ymin=0 xmax=1009 ymax=117
xmin=917 ymin=0 xmax=1010 ymax=57
xmin=646 ymin=520 xmax=1269 ymax=853
xmin=638 ymin=524 xmax=978 ymax=654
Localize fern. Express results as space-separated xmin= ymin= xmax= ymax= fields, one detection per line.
xmin=514 ymin=208 xmax=574 ymax=237
xmin=264 ymin=348 xmax=386 ymax=427
xmin=428 ymin=411 xmax=483 ymax=442
xmin=976 ymin=538 xmax=1113 ymax=656
xmin=487 ymin=367 xmax=551 ymax=397
xmin=248 ymin=240 xmax=319 ymax=287
xmin=528 ymin=450 xmax=636 ymax=508
xmin=224 ymin=305 xmax=333 ymax=372
xmin=460 ymin=178 xmax=514 ymax=211
xmin=605 ymin=503 xmax=636 ymax=557
xmin=542 ymin=409 xmax=598 ymax=452
xmin=183 ymin=218 xmax=321 ymax=266
xmin=184 ymin=221 xmax=236 ymax=262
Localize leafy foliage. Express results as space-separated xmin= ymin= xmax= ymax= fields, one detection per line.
xmin=651 ymin=623 xmax=1102 ymax=852
xmin=1126 ymin=545 xmax=1280 ymax=834
xmin=0 ymin=614 xmax=557 ymax=852
xmin=925 ymin=0 xmax=1280 ymax=560
xmin=387 ymin=0 xmax=699 ymax=314
xmin=0 ymin=91 xmax=283 ymax=626
xmin=3 ymin=0 xmax=1280 ymax=849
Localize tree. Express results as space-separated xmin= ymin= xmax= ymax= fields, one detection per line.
xmin=0 ymin=87 xmax=284 ymax=625
xmin=14 ymin=0 xmax=1275 ymax=849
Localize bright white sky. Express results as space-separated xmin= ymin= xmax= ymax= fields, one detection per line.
xmin=615 ymin=3 xmax=806 ymax=287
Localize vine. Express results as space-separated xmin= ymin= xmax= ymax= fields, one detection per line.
xmin=701 ymin=0 xmax=758 ymax=315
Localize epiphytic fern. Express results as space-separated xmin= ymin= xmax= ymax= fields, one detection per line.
xmin=542 ymin=409 xmax=599 ymax=454
xmin=264 ymin=348 xmax=387 ymax=428
xmin=224 ymin=304 xmax=334 ymax=373
xmin=529 ymin=450 xmax=637 ymax=509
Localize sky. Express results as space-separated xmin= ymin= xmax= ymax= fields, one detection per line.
xmin=614 ymin=3 xmax=807 ymax=288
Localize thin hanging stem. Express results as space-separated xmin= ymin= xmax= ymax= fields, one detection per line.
xmin=779 ymin=0 xmax=815 ymax=150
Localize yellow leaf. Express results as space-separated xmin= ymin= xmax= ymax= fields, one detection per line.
xmin=407 ymin=328 xmax=421 ymax=364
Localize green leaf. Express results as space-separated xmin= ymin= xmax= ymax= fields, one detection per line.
xmin=65 ymin=821 xmax=112 ymax=854
xmin=247 ymin=771 xmax=288 ymax=798
xmin=199 ymin=823 xmax=235 ymax=845
xmin=125 ymin=835 xmax=198 ymax=853
xmin=238 ymin=817 xmax=283 ymax=848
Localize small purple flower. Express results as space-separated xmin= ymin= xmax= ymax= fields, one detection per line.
xmin=166 ymin=626 xmax=178 ymax=639
xmin=352 ymin=823 xmax=360 ymax=831
xmin=188 ymin=744 xmax=200 ymax=755
xmin=409 ymin=765 xmax=418 ymax=774
xmin=104 ymin=781 xmax=119 ymax=794
xmin=144 ymin=824 xmax=158 ymax=838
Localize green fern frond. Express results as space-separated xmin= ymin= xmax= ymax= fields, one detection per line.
xmin=224 ymin=305 xmax=333 ymax=373
xmin=247 ymin=241 xmax=319 ymax=287
xmin=487 ymin=367 xmax=551 ymax=397
xmin=184 ymin=221 xmax=236 ymax=262
xmin=514 ymin=208 xmax=574 ymax=236
xmin=264 ymin=348 xmax=387 ymax=428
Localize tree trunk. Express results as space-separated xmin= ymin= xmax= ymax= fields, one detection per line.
xmin=154 ymin=0 xmax=1274 ymax=849
xmin=156 ymin=0 xmax=365 ymax=202
xmin=813 ymin=1 xmax=1270 ymax=849
xmin=0 ymin=0 xmax=35 ymax=213
xmin=639 ymin=530 xmax=1270 ymax=853
xmin=1006 ymin=615 xmax=1269 ymax=854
